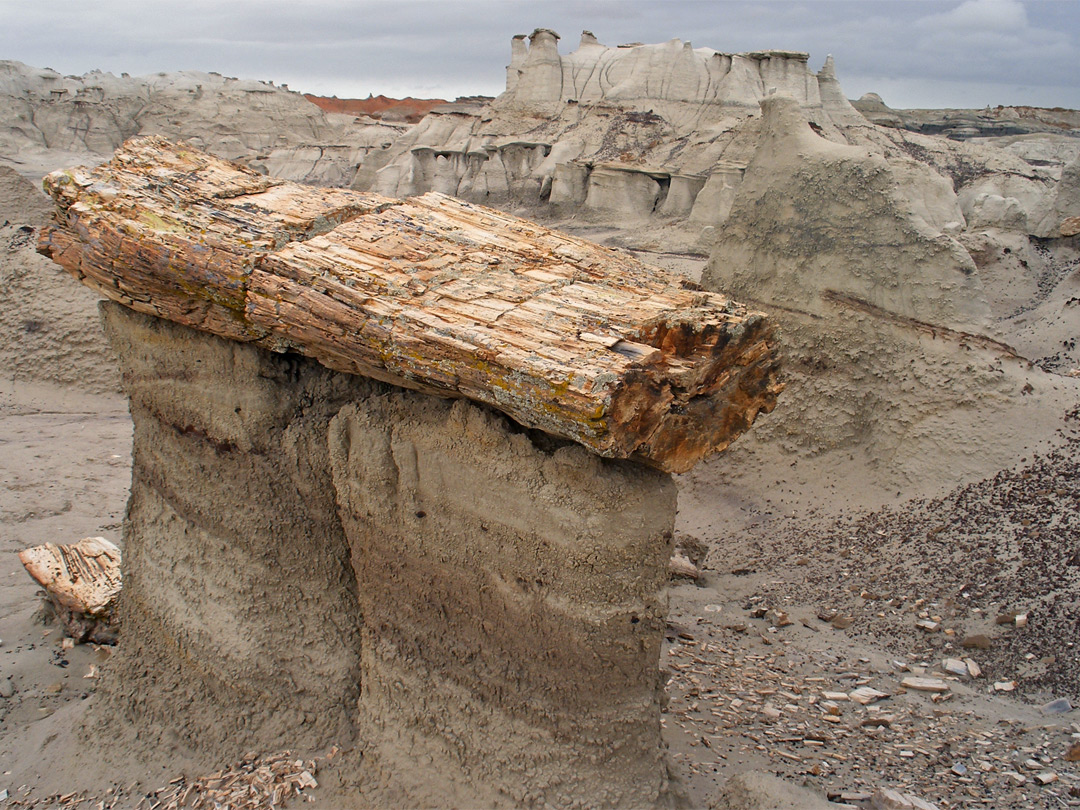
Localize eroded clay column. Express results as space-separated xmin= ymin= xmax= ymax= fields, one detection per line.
xmin=94 ymin=303 xmax=369 ymax=762
xmin=329 ymin=394 xmax=677 ymax=808
xmin=97 ymin=302 xmax=678 ymax=808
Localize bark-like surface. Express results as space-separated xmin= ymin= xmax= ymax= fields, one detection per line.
xmin=38 ymin=136 xmax=781 ymax=473
xmin=18 ymin=536 xmax=121 ymax=643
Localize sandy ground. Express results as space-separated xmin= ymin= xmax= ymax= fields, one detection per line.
xmin=0 ymin=379 xmax=131 ymax=802
xmin=2 ymin=287 xmax=1079 ymax=809
xmin=1 ymin=153 xmax=1078 ymax=806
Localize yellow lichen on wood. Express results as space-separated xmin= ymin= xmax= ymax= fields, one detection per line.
xmin=39 ymin=136 xmax=782 ymax=472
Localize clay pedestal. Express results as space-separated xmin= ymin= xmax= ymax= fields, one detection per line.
xmin=97 ymin=302 xmax=677 ymax=808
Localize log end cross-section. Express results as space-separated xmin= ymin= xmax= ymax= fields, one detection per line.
xmin=39 ymin=136 xmax=782 ymax=472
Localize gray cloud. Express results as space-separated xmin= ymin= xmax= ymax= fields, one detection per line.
xmin=1 ymin=0 xmax=1077 ymax=108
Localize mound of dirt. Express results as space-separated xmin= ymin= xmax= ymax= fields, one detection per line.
xmin=0 ymin=165 xmax=51 ymax=227
xmin=701 ymin=94 xmax=1080 ymax=495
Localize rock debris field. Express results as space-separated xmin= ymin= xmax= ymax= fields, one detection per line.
xmin=663 ymin=407 xmax=1080 ymax=809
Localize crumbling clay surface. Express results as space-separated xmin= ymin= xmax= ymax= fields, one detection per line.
xmin=329 ymin=395 xmax=676 ymax=808
xmin=90 ymin=302 xmax=678 ymax=809
xmin=93 ymin=302 xmax=370 ymax=764
xmin=0 ymin=166 xmax=119 ymax=393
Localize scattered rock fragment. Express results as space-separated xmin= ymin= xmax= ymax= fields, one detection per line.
xmin=764 ymin=608 xmax=793 ymax=627
xmin=850 ymin=686 xmax=890 ymax=705
xmin=861 ymin=713 xmax=895 ymax=728
xmin=993 ymin=680 xmax=1018 ymax=692
xmin=1040 ymin=698 xmax=1072 ymax=715
xmin=1059 ymin=216 xmax=1080 ymax=238
xmin=670 ymin=552 xmax=702 ymax=581
xmin=942 ymin=658 xmax=967 ymax=676
xmin=18 ymin=537 xmax=121 ymax=644
xmin=674 ymin=533 xmax=708 ymax=568
xmin=900 ymin=677 xmax=949 ymax=693
xmin=871 ymin=787 xmax=940 ymax=810
xmin=136 ymin=750 xmax=325 ymax=809
xmin=0 ymin=680 xmax=13 ymax=699
xmin=964 ymin=658 xmax=982 ymax=678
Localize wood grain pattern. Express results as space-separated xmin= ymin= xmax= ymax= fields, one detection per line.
xmin=39 ymin=136 xmax=782 ymax=472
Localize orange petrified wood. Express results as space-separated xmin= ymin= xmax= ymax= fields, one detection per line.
xmin=39 ymin=136 xmax=781 ymax=472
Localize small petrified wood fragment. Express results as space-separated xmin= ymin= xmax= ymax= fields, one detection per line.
xmin=39 ymin=136 xmax=781 ymax=472
xmin=19 ymin=536 xmax=121 ymax=643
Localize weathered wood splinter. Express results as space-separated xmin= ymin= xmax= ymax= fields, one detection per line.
xmin=38 ymin=136 xmax=781 ymax=472
xmin=18 ymin=536 xmax=121 ymax=644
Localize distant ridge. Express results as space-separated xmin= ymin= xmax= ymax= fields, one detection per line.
xmin=304 ymin=93 xmax=447 ymax=123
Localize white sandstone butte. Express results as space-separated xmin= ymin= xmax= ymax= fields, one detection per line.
xmin=364 ymin=29 xmax=867 ymax=227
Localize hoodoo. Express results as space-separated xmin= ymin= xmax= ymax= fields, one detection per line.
xmin=33 ymin=136 xmax=782 ymax=808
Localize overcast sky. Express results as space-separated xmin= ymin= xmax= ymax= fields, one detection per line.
xmin=1 ymin=0 xmax=1077 ymax=109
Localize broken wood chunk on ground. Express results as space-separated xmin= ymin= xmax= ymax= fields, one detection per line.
xmin=18 ymin=536 xmax=121 ymax=644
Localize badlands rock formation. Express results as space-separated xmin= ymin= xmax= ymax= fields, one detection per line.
xmin=0 ymin=61 xmax=406 ymax=184
xmin=93 ymin=302 xmax=678 ymax=808
xmin=359 ymin=30 xmax=1079 ymax=249
xmin=701 ymin=94 xmax=1079 ymax=486
xmin=853 ymin=93 xmax=1080 ymax=164
xmin=705 ymin=95 xmax=989 ymax=332
xmin=361 ymin=30 xmax=864 ymax=233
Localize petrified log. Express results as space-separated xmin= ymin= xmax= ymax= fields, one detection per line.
xmin=18 ymin=536 xmax=121 ymax=643
xmin=39 ymin=136 xmax=781 ymax=472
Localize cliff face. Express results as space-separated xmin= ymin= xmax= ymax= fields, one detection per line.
xmin=357 ymin=30 xmax=1077 ymax=249
xmin=361 ymin=31 xmax=866 ymax=233
xmin=93 ymin=302 xmax=677 ymax=808
xmin=0 ymin=61 xmax=406 ymax=185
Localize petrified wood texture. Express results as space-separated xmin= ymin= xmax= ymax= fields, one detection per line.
xmin=18 ymin=536 xmax=121 ymax=643
xmin=39 ymin=136 xmax=781 ymax=472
